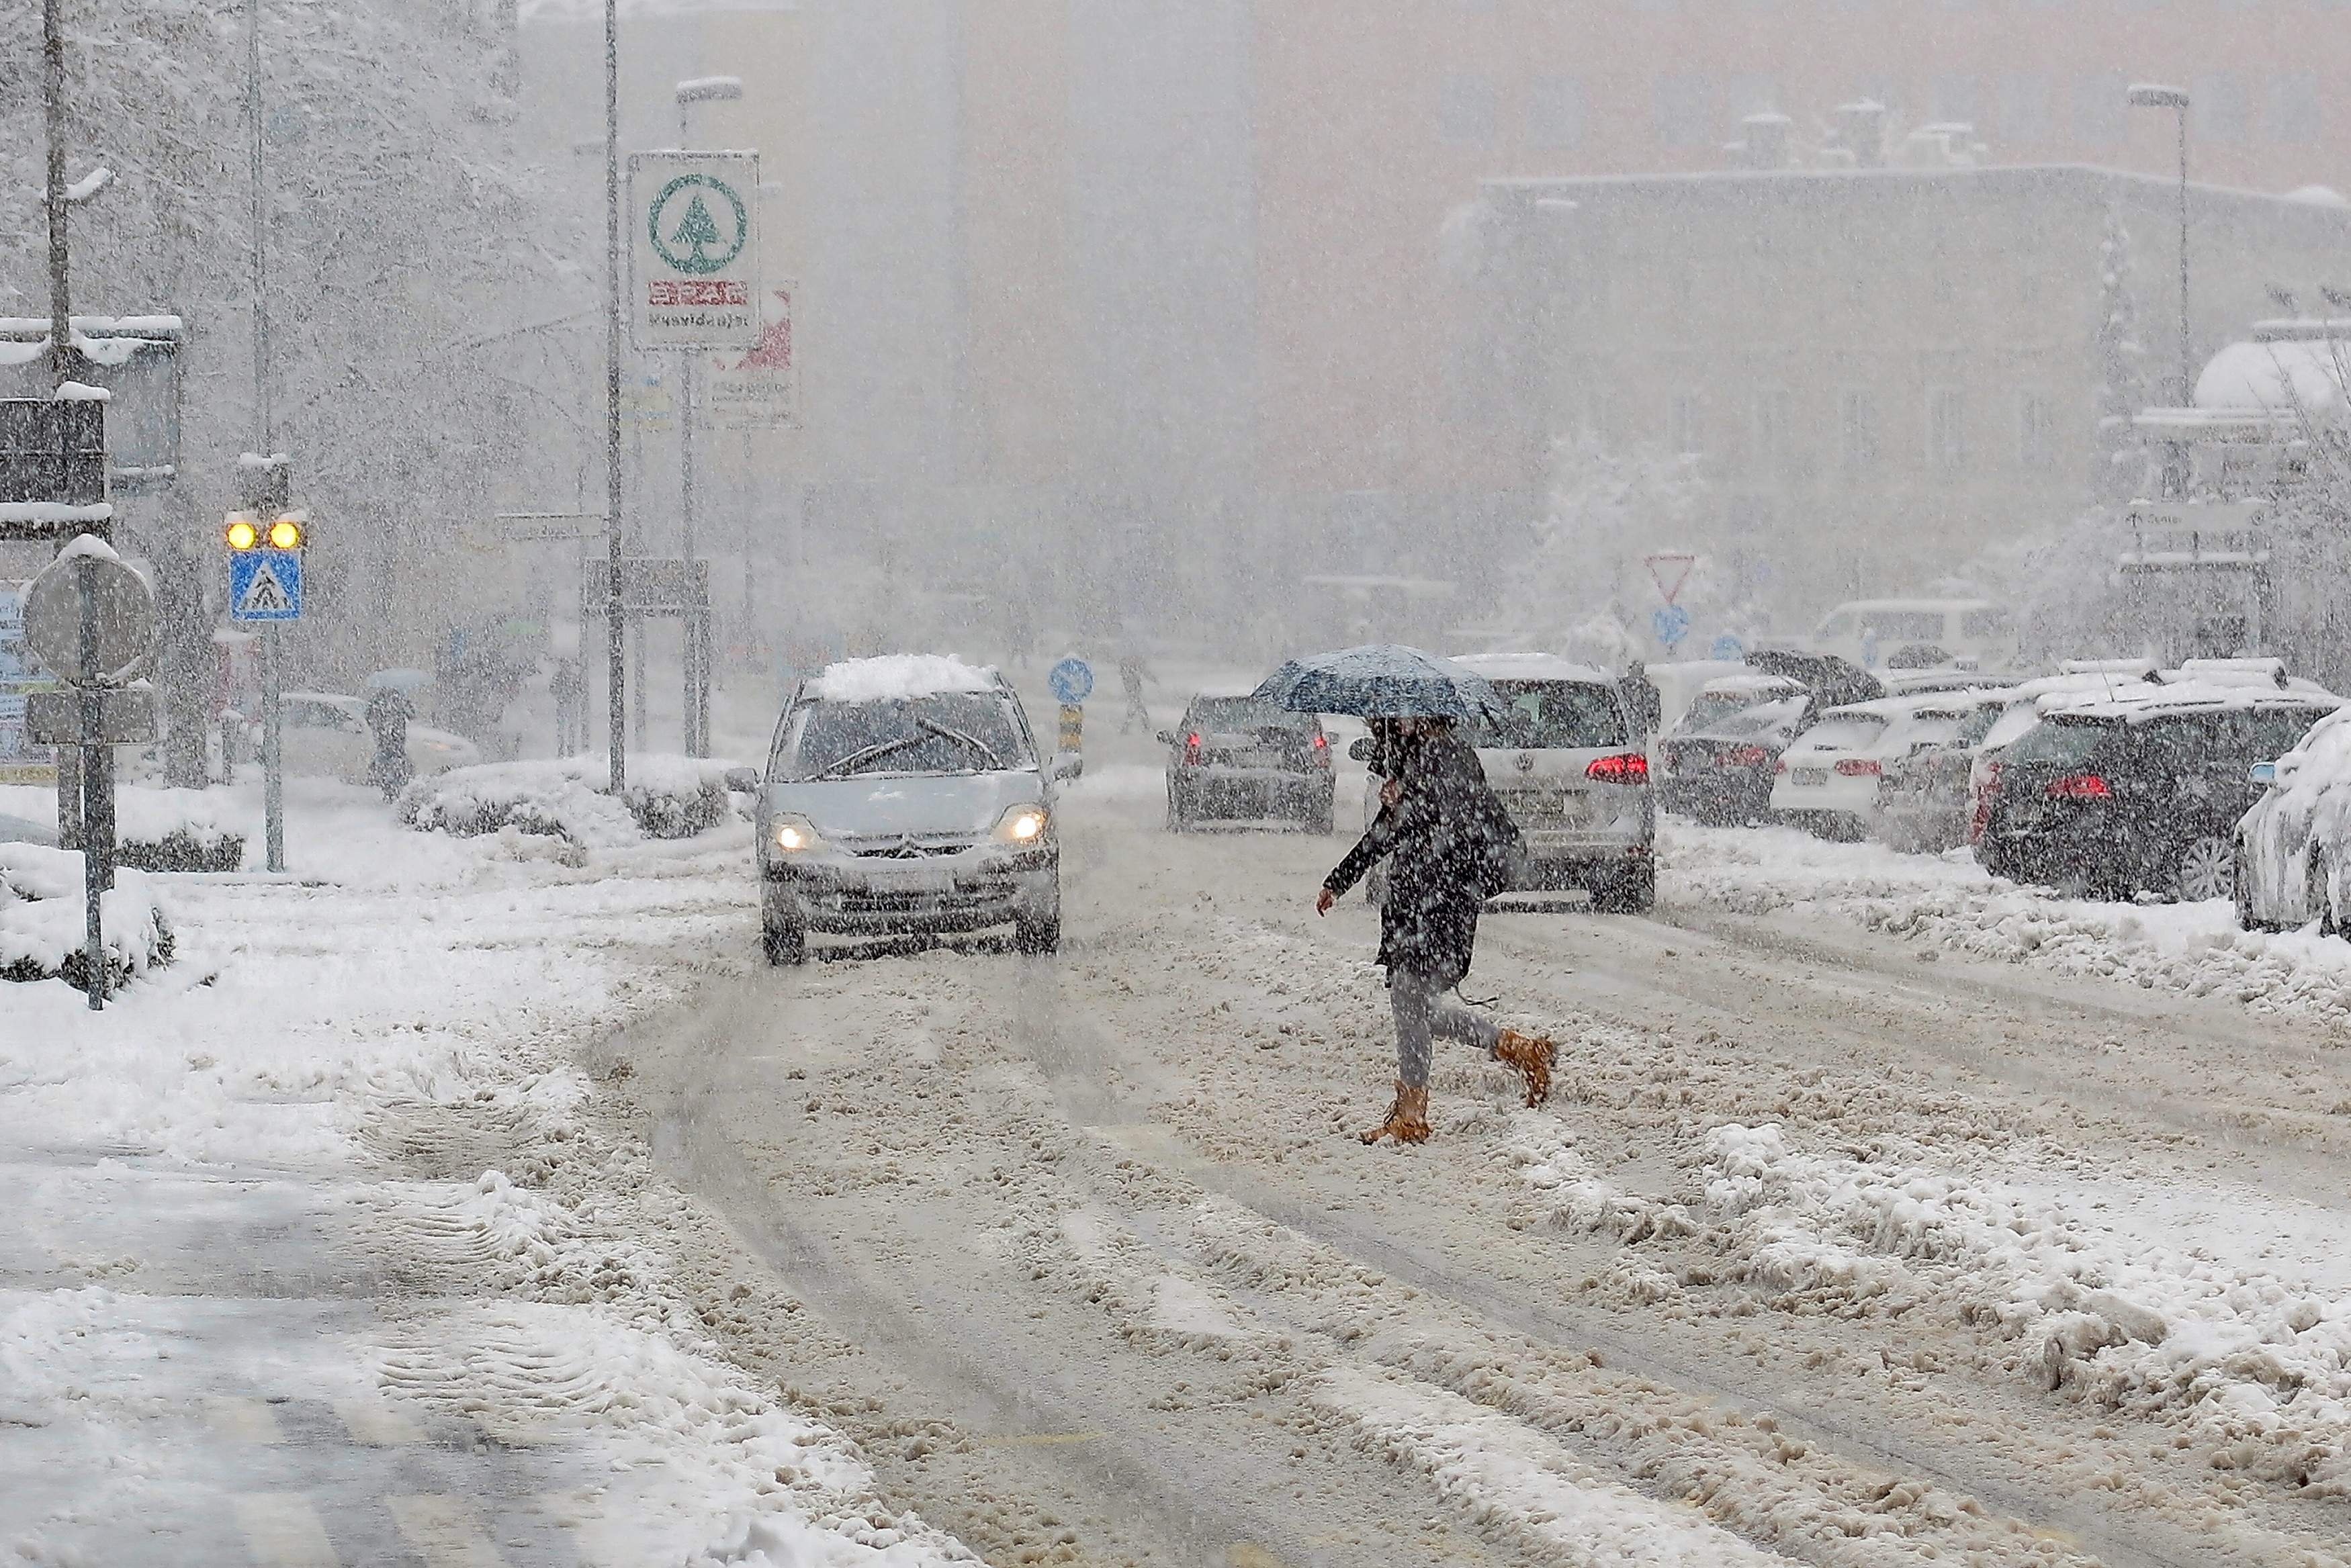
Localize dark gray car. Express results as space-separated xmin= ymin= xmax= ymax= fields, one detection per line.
xmin=1161 ymin=694 xmax=1335 ymax=832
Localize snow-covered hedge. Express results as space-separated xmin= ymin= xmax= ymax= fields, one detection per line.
xmin=398 ymin=755 xmax=744 ymax=848
xmin=112 ymin=787 xmax=245 ymax=873
xmin=0 ymin=845 xmax=173 ymax=993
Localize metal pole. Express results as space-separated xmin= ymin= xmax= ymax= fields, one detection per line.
xmin=2176 ymin=105 xmax=2192 ymax=406
xmin=75 ymin=561 xmax=103 ymax=1010
xmin=263 ymin=625 xmax=283 ymax=869
xmin=677 ymin=98 xmax=703 ymax=757
xmin=43 ymin=0 xmax=70 ymax=391
xmin=605 ymin=0 xmax=627 ymax=794
xmin=250 ymin=0 xmax=284 ymax=872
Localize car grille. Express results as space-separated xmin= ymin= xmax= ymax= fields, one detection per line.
xmin=846 ymin=836 xmax=972 ymax=860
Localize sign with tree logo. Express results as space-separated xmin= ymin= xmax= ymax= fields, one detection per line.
xmin=708 ymin=284 xmax=799 ymax=430
xmin=627 ymin=151 xmax=760 ymax=350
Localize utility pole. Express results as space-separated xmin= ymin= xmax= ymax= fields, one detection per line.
xmin=674 ymin=77 xmax=740 ymax=758
xmin=248 ymin=0 xmax=285 ymax=873
xmin=604 ymin=0 xmax=627 ymax=793
xmin=44 ymin=0 xmax=75 ymax=855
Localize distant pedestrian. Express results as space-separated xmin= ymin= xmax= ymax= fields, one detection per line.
xmin=1118 ymin=654 xmax=1153 ymax=735
xmin=1316 ymin=717 xmax=1556 ymax=1144
xmin=365 ymin=686 xmax=415 ymax=802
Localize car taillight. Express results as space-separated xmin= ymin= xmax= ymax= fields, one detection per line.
xmin=1724 ymin=745 xmax=1768 ymax=768
xmin=1586 ymin=752 xmax=1649 ymax=784
xmin=1311 ymin=733 xmax=1331 ymax=765
xmin=1968 ymin=760 xmax=2001 ymax=844
xmin=1775 ymin=757 xmax=1787 ymax=774
xmin=1834 ymin=758 xmax=1881 ymax=778
xmin=2047 ymin=774 xmax=2111 ymax=800
xmin=1184 ymin=733 xmax=1203 ymax=764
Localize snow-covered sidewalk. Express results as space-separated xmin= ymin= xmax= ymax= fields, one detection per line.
xmin=0 ymin=777 xmax=978 ymax=1567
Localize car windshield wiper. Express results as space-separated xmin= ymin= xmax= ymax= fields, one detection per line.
xmin=915 ymin=716 xmax=1003 ymax=769
xmin=813 ymin=733 xmax=930 ymax=779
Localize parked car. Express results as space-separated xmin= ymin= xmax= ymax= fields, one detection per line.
xmin=243 ymin=692 xmax=480 ymax=782
xmin=1808 ymin=598 xmax=2017 ymax=672
xmin=1363 ymin=655 xmax=1655 ymax=911
xmin=1977 ymin=684 xmax=2342 ymax=900
xmin=1658 ymin=674 xmax=1808 ymax=823
xmin=1769 ymin=693 xmax=1987 ymax=841
xmin=1965 ymin=663 xmax=2168 ymax=849
xmin=2235 ymin=706 xmax=2351 ymax=932
xmin=749 ymin=655 xmax=1070 ymax=965
xmin=1868 ymin=690 xmax=2010 ymax=853
xmin=1160 ymin=692 xmax=1333 ymax=832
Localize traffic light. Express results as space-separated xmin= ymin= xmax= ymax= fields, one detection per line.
xmin=224 ymin=511 xmax=305 ymax=551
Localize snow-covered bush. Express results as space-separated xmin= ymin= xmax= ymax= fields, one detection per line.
xmin=399 ymin=756 xmax=741 ymax=849
xmin=0 ymin=845 xmax=173 ymax=994
xmin=112 ymin=788 xmax=245 ymax=874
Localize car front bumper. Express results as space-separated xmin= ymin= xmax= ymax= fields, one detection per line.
xmin=764 ymin=848 xmax=1059 ymax=935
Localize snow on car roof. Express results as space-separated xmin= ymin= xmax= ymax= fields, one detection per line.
xmin=2045 ymin=680 xmax=2346 ymax=723
xmin=1450 ymin=653 xmax=1614 ymax=683
xmin=1822 ymin=690 xmax=1998 ymax=723
xmin=804 ymin=654 xmax=1000 ymax=702
xmin=1699 ymin=673 xmax=1802 ymax=694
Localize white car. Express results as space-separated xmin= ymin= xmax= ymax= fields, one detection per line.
xmin=245 ymin=692 xmax=481 ymax=782
xmin=2235 ymin=705 xmax=2351 ymax=933
xmin=1771 ymin=693 xmax=1987 ymax=840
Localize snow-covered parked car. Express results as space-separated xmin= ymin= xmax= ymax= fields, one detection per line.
xmin=1866 ymin=688 xmax=2010 ymax=853
xmin=2235 ymin=706 xmax=2351 ymax=932
xmin=242 ymin=692 xmax=480 ymax=783
xmin=1769 ymin=693 xmax=1982 ymax=841
xmin=750 ymin=655 xmax=1071 ymax=966
xmin=1657 ymin=672 xmax=1807 ymax=824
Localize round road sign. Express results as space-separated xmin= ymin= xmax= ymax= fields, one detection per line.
xmin=24 ymin=550 xmax=156 ymax=684
xmin=1049 ymin=656 xmax=1094 ymax=705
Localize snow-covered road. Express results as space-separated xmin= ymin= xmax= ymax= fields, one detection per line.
xmin=11 ymin=744 xmax=2351 ymax=1567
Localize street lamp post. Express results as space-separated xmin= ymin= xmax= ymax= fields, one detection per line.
xmin=602 ymin=5 xmax=626 ymax=793
xmin=2129 ymin=83 xmax=2194 ymax=405
xmin=674 ymin=75 xmax=741 ymax=759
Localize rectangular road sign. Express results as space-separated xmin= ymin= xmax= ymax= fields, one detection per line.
xmin=229 ymin=549 xmax=302 ymax=622
xmin=28 ymin=686 xmax=157 ymax=745
xmin=629 ymin=151 xmax=760 ymax=350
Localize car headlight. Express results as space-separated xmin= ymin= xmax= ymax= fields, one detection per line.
xmin=770 ymin=813 xmax=822 ymax=855
xmin=994 ymin=802 xmax=1051 ymax=845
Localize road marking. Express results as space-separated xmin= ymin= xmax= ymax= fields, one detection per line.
xmin=388 ymin=1494 xmax=508 ymax=1568
xmin=332 ymin=1397 xmax=425 ymax=1446
xmin=232 ymin=1493 xmax=339 ymax=1568
xmin=206 ymin=1397 xmax=284 ymax=1443
xmin=974 ymin=1430 xmax=1107 ymax=1447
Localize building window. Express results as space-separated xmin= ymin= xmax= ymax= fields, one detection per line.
xmin=2193 ymin=74 xmax=2251 ymax=144
xmin=2019 ymin=394 xmax=2058 ymax=471
xmin=1929 ymin=389 xmax=1967 ymax=471
xmin=1654 ymin=73 xmax=1716 ymax=147
xmin=2070 ymin=71 xmax=2127 ymax=147
xmin=1750 ymin=389 xmax=1788 ymax=473
xmin=1439 ymin=75 xmax=1497 ymax=147
xmin=1997 ymin=72 xmax=2052 ymax=144
xmin=1840 ymin=390 xmax=1877 ymax=475
xmin=2270 ymin=74 xmax=2321 ymax=145
xmin=1527 ymin=75 xmax=1587 ymax=150
xmin=1671 ymin=393 xmax=1704 ymax=456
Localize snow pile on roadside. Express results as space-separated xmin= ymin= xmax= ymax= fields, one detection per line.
xmin=0 ymin=844 xmax=171 ymax=991
xmin=112 ymin=786 xmax=244 ymax=872
xmin=805 ymin=654 xmax=995 ymax=703
xmin=400 ymin=754 xmax=742 ymax=847
xmin=1524 ymin=1115 xmax=2351 ymax=1496
xmin=378 ymin=1301 xmax=975 ymax=1567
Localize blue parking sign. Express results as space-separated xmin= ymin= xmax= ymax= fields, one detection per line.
xmin=1049 ymin=656 xmax=1094 ymax=704
xmin=229 ymin=549 xmax=303 ymax=622
xmin=1650 ymin=604 xmax=1691 ymax=650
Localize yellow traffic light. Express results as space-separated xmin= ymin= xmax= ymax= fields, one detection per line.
xmin=267 ymin=516 xmax=304 ymax=550
xmin=225 ymin=516 xmax=258 ymax=551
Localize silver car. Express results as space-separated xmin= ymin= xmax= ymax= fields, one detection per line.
xmin=748 ymin=660 xmax=1069 ymax=965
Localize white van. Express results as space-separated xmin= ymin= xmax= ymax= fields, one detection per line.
xmin=1811 ymin=599 xmax=2015 ymax=672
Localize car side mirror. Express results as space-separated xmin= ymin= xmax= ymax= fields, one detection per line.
xmin=1155 ymin=730 xmax=1174 ymax=745
xmin=723 ymin=766 xmax=759 ymax=792
xmin=1347 ymin=737 xmax=1375 ymax=762
xmin=1051 ymin=751 xmax=1083 ymax=783
xmin=2250 ymin=761 xmax=2278 ymax=786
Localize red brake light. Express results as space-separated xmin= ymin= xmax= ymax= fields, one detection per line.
xmin=1724 ymin=745 xmax=1768 ymax=768
xmin=1184 ymin=732 xmax=1202 ymax=756
xmin=1834 ymin=758 xmax=1881 ymax=778
xmin=1968 ymin=759 xmax=2002 ymax=843
xmin=1313 ymin=733 xmax=1329 ymax=750
xmin=2047 ymin=773 xmax=2111 ymax=800
xmin=1586 ymin=752 xmax=1649 ymax=783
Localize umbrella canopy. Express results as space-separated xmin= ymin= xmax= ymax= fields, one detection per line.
xmin=1251 ymin=644 xmax=1509 ymax=723
xmin=364 ymin=667 xmax=433 ymax=692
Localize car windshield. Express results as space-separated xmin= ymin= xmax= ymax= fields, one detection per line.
xmin=1468 ymin=680 xmax=1628 ymax=749
xmin=2004 ymin=718 xmax=2107 ymax=768
xmin=783 ymin=693 xmax=1034 ymax=779
xmin=1953 ymin=704 xmax=2002 ymax=745
xmin=1796 ymin=714 xmax=1888 ymax=751
xmin=1192 ymin=698 xmax=1311 ymax=735
xmin=1703 ymin=694 xmax=1808 ymax=738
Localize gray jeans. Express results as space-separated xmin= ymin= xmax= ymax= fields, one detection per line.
xmin=1389 ymin=968 xmax=1499 ymax=1089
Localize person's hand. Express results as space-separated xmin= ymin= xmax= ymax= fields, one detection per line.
xmin=1379 ymin=777 xmax=1403 ymax=809
xmin=1315 ymin=886 xmax=1335 ymax=917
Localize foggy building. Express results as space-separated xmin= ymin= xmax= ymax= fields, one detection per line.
xmin=1464 ymin=165 xmax=2351 ymax=621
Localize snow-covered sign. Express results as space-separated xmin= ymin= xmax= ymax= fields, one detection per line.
xmin=1644 ymin=551 xmax=1697 ymax=606
xmin=628 ymin=151 xmax=760 ymax=351
xmin=707 ymin=284 xmax=799 ymax=430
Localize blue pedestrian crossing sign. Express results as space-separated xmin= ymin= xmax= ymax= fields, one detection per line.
xmin=230 ymin=549 xmax=303 ymax=622
xmin=1049 ymin=656 xmax=1094 ymax=704
xmin=1650 ymin=604 xmax=1691 ymax=649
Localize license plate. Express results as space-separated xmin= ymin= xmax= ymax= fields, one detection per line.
xmin=1791 ymin=768 xmax=1828 ymax=787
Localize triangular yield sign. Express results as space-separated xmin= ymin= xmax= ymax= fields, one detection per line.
xmin=1644 ymin=553 xmax=1697 ymax=606
xmin=238 ymin=561 xmax=292 ymax=615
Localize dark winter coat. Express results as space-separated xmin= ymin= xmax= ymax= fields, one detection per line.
xmin=1323 ymin=731 xmax=1521 ymax=988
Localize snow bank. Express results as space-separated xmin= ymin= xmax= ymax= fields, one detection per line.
xmin=111 ymin=786 xmax=243 ymax=872
xmin=400 ymin=755 xmax=740 ymax=847
xmin=804 ymin=655 xmax=995 ymax=704
xmin=0 ymin=843 xmax=171 ymax=993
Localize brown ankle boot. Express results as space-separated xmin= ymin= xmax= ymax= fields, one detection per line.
xmin=1493 ymin=1028 xmax=1556 ymax=1107
xmin=1360 ymin=1080 xmax=1431 ymax=1144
